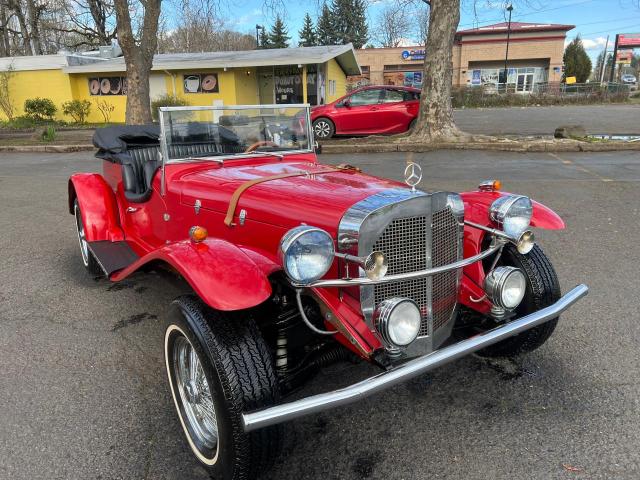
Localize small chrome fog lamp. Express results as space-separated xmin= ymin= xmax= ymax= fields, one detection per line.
xmin=516 ymin=230 xmax=535 ymax=254
xmin=484 ymin=266 xmax=527 ymax=311
xmin=363 ymin=251 xmax=388 ymax=280
xmin=373 ymin=298 xmax=421 ymax=348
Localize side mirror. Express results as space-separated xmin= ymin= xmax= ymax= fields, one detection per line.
xmin=343 ymin=99 xmax=351 ymax=108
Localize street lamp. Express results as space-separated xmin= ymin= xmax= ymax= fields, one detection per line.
xmin=255 ymin=25 xmax=264 ymax=49
xmin=503 ymin=4 xmax=513 ymax=91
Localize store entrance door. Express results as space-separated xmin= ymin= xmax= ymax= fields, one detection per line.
xmin=516 ymin=73 xmax=534 ymax=93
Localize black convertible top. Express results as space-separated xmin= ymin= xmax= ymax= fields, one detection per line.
xmin=93 ymin=123 xmax=241 ymax=163
xmin=93 ymin=124 xmax=160 ymax=155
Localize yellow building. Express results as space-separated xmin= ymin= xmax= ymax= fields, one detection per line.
xmin=0 ymin=45 xmax=360 ymax=123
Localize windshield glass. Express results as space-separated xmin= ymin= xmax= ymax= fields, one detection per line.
xmin=159 ymin=105 xmax=311 ymax=161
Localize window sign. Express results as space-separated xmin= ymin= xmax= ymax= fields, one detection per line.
xmin=183 ymin=73 xmax=219 ymax=93
xmin=274 ymin=66 xmax=303 ymax=104
xmin=471 ymin=70 xmax=481 ymax=85
xmin=89 ymin=76 xmax=127 ymax=96
xmin=403 ymin=71 xmax=422 ymax=88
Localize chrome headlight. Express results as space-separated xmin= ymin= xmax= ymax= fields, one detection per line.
xmin=484 ymin=266 xmax=527 ymax=310
xmin=279 ymin=226 xmax=335 ymax=284
xmin=489 ymin=195 xmax=533 ymax=238
xmin=373 ymin=297 xmax=421 ymax=347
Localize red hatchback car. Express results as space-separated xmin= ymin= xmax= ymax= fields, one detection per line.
xmin=311 ymin=85 xmax=420 ymax=139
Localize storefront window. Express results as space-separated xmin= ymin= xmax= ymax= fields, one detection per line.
xmin=468 ymin=67 xmax=548 ymax=91
xmin=306 ymin=64 xmax=318 ymax=106
xmin=274 ymin=66 xmax=303 ymax=104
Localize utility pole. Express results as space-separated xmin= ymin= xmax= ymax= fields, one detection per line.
xmin=503 ymin=4 xmax=514 ymax=90
xmin=609 ymin=34 xmax=620 ymax=83
xmin=599 ymin=35 xmax=609 ymax=84
xmin=255 ymin=25 xmax=263 ymax=49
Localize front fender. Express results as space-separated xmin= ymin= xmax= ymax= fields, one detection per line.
xmin=68 ymin=173 xmax=124 ymax=242
xmin=458 ymin=190 xmax=564 ymax=312
xmin=460 ymin=190 xmax=565 ymax=230
xmin=111 ymin=238 xmax=272 ymax=311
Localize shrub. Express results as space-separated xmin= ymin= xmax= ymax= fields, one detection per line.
xmin=96 ymin=99 xmax=115 ymax=123
xmin=0 ymin=65 xmax=16 ymax=121
xmin=62 ymin=99 xmax=91 ymax=123
xmin=24 ymin=97 xmax=57 ymax=121
xmin=151 ymin=94 xmax=189 ymax=121
xmin=41 ymin=126 xmax=56 ymax=142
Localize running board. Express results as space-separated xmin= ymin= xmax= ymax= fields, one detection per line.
xmin=87 ymin=241 xmax=139 ymax=276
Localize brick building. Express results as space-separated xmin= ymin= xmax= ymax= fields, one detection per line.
xmin=350 ymin=22 xmax=574 ymax=92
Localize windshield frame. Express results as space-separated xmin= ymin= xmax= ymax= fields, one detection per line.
xmin=158 ymin=104 xmax=314 ymax=195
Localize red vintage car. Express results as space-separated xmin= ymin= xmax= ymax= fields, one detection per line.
xmin=69 ymin=104 xmax=587 ymax=479
xmin=311 ymin=85 xmax=420 ymax=139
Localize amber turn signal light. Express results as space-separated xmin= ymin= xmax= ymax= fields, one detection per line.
xmin=478 ymin=179 xmax=502 ymax=192
xmin=189 ymin=226 xmax=208 ymax=243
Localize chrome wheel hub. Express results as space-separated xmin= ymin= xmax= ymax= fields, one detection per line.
xmin=314 ymin=121 xmax=330 ymax=138
xmin=172 ymin=336 xmax=218 ymax=450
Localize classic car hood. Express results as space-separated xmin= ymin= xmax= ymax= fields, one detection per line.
xmin=175 ymin=158 xmax=405 ymax=232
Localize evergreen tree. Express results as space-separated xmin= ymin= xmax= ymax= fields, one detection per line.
xmin=351 ymin=0 xmax=368 ymax=49
xmin=259 ymin=27 xmax=271 ymax=49
xmin=331 ymin=0 xmax=368 ymax=48
xmin=299 ymin=13 xmax=317 ymax=47
xmin=563 ymin=35 xmax=592 ymax=83
xmin=269 ymin=15 xmax=291 ymax=49
xmin=316 ymin=2 xmax=336 ymax=46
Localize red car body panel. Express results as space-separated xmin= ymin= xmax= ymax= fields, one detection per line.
xmin=68 ymin=173 xmax=124 ymax=243
xmin=311 ymin=85 xmax=421 ymax=136
xmin=70 ymin=151 xmax=565 ymax=359
xmin=110 ymin=238 xmax=273 ymax=311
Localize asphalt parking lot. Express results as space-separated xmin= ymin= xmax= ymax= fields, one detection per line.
xmin=1 ymin=149 xmax=639 ymax=480
xmin=453 ymin=104 xmax=640 ymax=136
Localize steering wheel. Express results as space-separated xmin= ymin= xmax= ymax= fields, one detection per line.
xmin=244 ymin=141 xmax=279 ymax=153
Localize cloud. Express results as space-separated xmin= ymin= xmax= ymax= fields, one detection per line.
xmin=565 ymin=36 xmax=608 ymax=50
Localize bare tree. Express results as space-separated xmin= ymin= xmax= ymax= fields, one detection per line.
xmin=374 ymin=5 xmax=411 ymax=48
xmin=415 ymin=5 xmax=429 ymax=46
xmin=51 ymin=0 xmax=116 ymax=48
xmin=113 ymin=0 xmax=161 ymax=124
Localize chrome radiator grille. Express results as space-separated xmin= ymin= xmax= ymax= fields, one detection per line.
xmin=372 ymin=208 xmax=459 ymax=337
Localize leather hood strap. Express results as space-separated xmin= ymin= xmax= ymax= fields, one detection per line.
xmin=224 ymin=164 xmax=359 ymax=227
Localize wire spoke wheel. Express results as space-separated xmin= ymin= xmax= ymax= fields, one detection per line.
xmin=74 ymin=204 xmax=90 ymax=267
xmin=172 ymin=335 xmax=218 ymax=451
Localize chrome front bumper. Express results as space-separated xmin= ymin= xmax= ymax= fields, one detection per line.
xmin=242 ymin=284 xmax=588 ymax=432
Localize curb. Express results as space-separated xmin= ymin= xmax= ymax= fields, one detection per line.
xmin=0 ymin=144 xmax=95 ymax=153
xmin=320 ymin=140 xmax=640 ymax=154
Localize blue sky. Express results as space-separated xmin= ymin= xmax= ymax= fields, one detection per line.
xmin=218 ymin=0 xmax=640 ymax=61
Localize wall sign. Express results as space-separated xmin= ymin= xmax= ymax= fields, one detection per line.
xmin=401 ymin=49 xmax=426 ymax=61
xmin=88 ymin=76 xmax=127 ymax=96
xmin=183 ymin=73 xmax=219 ymax=93
xmin=618 ymin=33 xmax=640 ymax=48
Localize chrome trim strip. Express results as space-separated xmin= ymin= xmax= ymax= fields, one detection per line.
xmin=241 ymin=284 xmax=589 ymax=432
xmin=296 ymin=242 xmax=502 ymax=288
